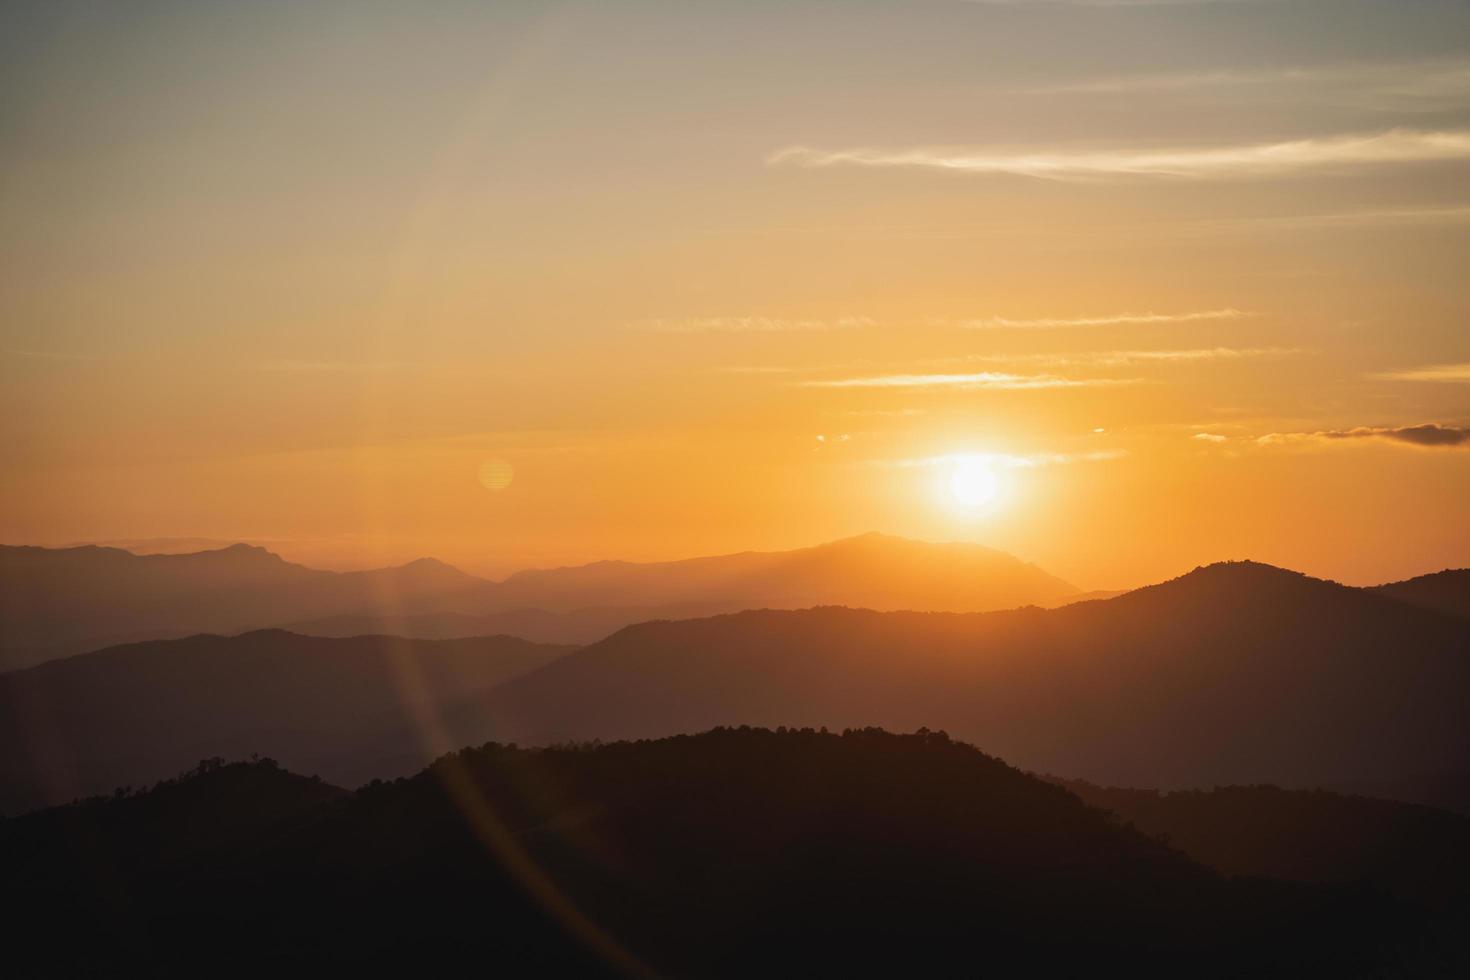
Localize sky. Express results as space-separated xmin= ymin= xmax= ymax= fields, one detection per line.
xmin=2 ymin=0 xmax=1468 ymax=588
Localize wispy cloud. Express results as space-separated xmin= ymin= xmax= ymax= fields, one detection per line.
xmin=4 ymin=348 xmax=97 ymax=361
xmin=878 ymin=449 xmax=1128 ymax=470
xmin=255 ymin=360 xmax=403 ymax=373
xmin=801 ymin=372 xmax=1137 ymax=390
xmin=975 ymin=346 xmax=1297 ymax=367
xmin=945 ymin=309 xmax=1248 ymax=329
xmin=967 ymin=0 xmax=1252 ymax=6
xmin=1026 ymin=60 xmax=1470 ymax=112
xmin=1192 ymin=432 xmax=1229 ymax=443
xmin=1372 ymin=362 xmax=1470 ymax=383
xmin=639 ymin=316 xmax=874 ymax=333
xmin=1198 ymin=206 xmax=1470 ymax=233
xmin=1259 ymin=423 xmax=1470 ymax=449
xmin=769 ymin=130 xmax=1470 ymax=181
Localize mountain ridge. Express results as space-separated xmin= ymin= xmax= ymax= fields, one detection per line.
xmin=0 ymin=533 xmax=1084 ymax=669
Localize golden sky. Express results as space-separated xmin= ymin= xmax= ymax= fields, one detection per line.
xmin=3 ymin=0 xmax=1469 ymax=588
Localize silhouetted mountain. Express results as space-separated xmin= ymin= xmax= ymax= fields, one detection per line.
xmin=421 ymin=561 xmax=1470 ymax=806
xmin=5 ymin=728 xmax=1446 ymax=977
xmin=1 ymin=534 xmax=1080 ymax=670
xmin=1371 ymin=568 xmax=1470 ymax=620
xmin=0 ymin=631 xmax=570 ymax=814
xmin=3 ymin=758 xmax=345 ymax=877
xmin=279 ymin=600 xmax=757 ymax=646
xmin=0 ymin=544 xmax=490 ymax=671
xmin=1049 ymin=777 xmax=1470 ymax=908
xmin=486 ymin=531 xmax=1079 ymax=612
xmin=10 ymin=559 xmax=1467 ymax=816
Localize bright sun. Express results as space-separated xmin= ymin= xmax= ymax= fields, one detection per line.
xmin=949 ymin=457 xmax=1000 ymax=509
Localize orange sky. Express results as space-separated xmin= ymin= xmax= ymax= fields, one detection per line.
xmin=3 ymin=1 xmax=1468 ymax=588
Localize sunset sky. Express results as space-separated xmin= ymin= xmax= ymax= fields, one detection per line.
xmin=3 ymin=0 xmax=1468 ymax=588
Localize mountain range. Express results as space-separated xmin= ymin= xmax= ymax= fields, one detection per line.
xmin=0 ymin=631 xmax=568 ymax=814
xmin=4 ymin=556 xmax=1467 ymax=815
xmin=0 ymin=534 xmax=1079 ymax=671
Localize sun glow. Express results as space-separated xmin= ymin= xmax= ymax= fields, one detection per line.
xmin=949 ymin=457 xmax=1000 ymax=509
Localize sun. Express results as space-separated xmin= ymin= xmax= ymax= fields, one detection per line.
xmin=949 ymin=457 xmax=999 ymax=509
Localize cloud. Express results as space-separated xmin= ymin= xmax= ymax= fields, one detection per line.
xmin=976 ymin=346 xmax=1297 ymax=367
xmin=945 ymin=309 xmax=1248 ymax=329
xmin=1259 ymin=423 xmax=1470 ymax=448
xmin=1026 ymin=60 xmax=1470 ymax=112
xmin=768 ymin=130 xmax=1470 ymax=181
xmin=1200 ymin=206 xmax=1470 ymax=233
xmin=639 ymin=316 xmax=874 ymax=333
xmin=966 ymin=0 xmax=1251 ymax=6
xmin=1372 ymin=362 xmax=1470 ymax=382
xmin=4 ymin=348 xmax=96 ymax=361
xmin=801 ymin=372 xmax=1137 ymax=390
xmin=1192 ymin=432 xmax=1229 ymax=443
xmin=879 ymin=449 xmax=1128 ymax=470
xmin=255 ymin=360 xmax=402 ymax=373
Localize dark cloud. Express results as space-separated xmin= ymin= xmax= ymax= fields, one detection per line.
xmin=1320 ymin=423 xmax=1470 ymax=447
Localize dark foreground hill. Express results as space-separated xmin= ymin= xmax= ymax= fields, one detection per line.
xmin=4 ymin=728 xmax=1455 ymax=978
xmin=1049 ymin=778 xmax=1470 ymax=908
xmin=0 ymin=631 xmax=570 ymax=814
xmin=1371 ymin=568 xmax=1470 ymax=621
xmin=425 ymin=561 xmax=1470 ymax=807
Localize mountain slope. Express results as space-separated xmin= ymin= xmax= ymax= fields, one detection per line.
xmin=278 ymin=600 xmax=756 ymax=646
xmin=3 ymin=728 xmax=1434 ymax=978
xmin=1050 ymin=777 xmax=1470 ymax=908
xmin=487 ymin=531 xmax=1079 ymax=612
xmin=0 ymin=630 xmax=571 ymax=814
xmin=426 ymin=561 xmax=1470 ymax=801
xmin=1371 ymin=568 xmax=1470 ymax=620
xmin=1 ymin=534 xmax=1079 ymax=669
xmin=0 ymin=544 xmax=492 ymax=670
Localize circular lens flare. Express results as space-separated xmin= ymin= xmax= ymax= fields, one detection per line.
xmin=949 ymin=458 xmax=999 ymax=508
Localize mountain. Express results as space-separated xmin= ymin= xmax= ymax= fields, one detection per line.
xmin=1050 ymin=777 xmax=1470 ymax=908
xmin=10 ymin=559 xmax=1467 ymax=815
xmin=0 ymin=534 xmax=1079 ymax=670
xmin=0 ymin=630 xmax=570 ymax=814
xmin=482 ymin=532 xmax=1079 ymax=613
xmin=1371 ymin=568 xmax=1470 ymax=620
xmin=422 ymin=561 xmax=1470 ymax=805
xmin=278 ymin=600 xmax=759 ymax=646
xmin=0 ymin=543 xmax=490 ymax=671
xmin=3 ymin=728 xmax=1442 ymax=977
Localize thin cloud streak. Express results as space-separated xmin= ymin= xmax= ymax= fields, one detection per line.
xmin=769 ymin=130 xmax=1470 ymax=181
xmin=256 ymin=361 xmax=404 ymax=374
xmin=1026 ymin=60 xmax=1470 ymax=111
xmin=640 ymin=316 xmax=874 ymax=333
xmin=947 ymin=309 xmax=1247 ymax=329
xmin=974 ymin=346 xmax=1297 ymax=367
xmin=1258 ymin=423 xmax=1470 ymax=448
xmin=1373 ymin=363 xmax=1470 ymax=382
xmin=801 ymin=372 xmax=1137 ymax=390
xmin=877 ymin=449 xmax=1129 ymax=470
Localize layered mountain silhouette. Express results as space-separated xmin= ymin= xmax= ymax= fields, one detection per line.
xmin=5 ymin=558 xmax=1467 ymax=816
xmin=0 ymin=631 xmax=568 ymax=814
xmin=0 ymin=534 xmax=1079 ymax=670
xmin=423 ymin=561 xmax=1470 ymax=807
xmin=0 ymin=543 xmax=486 ymax=670
xmin=6 ymin=728 xmax=1451 ymax=977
